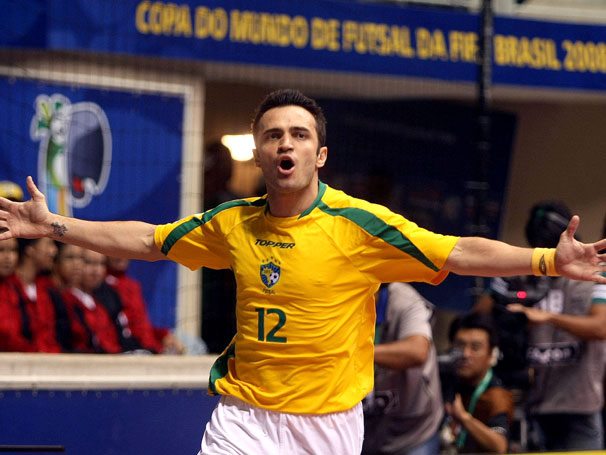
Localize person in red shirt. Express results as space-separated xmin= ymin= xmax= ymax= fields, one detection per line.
xmin=0 ymin=237 xmax=37 ymax=352
xmin=106 ymin=256 xmax=184 ymax=354
xmin=12 ymin=237 xmax=61 ymax=353
xmin=0 ymin=181 xmax=62 ymax=353
xmin=60 ymin=248 xmax=124 ymax=353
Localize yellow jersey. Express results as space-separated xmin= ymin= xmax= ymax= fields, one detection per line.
xmin=154 ymin=182 xmax=459 ymax=414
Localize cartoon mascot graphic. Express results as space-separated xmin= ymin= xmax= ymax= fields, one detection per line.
xmin=30 ymin=93 xmax=112 ymax=216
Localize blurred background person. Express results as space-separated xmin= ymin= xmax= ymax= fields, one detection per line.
xmin=13 ymin=237 xmax=62 ymax=353
xmin=7 ymin=178 xmax=63 ymax=353
xmin=201 ymin=140 xmax=237 ymax=353
xmin=362 ymin=283 xmax=443 ymax=455
xmin=442 ymin=312 xmax=513 ymax=454
xmin=52 ymin=242 xmax=85 ymax=291
xmin=0 ymin=237 xmax=35 ymax=352
xmin=61 ymin=249 xmax=129 ymax=353
xmin=0 ymin=182 xmax=36 ymax=352
xmin=490 ymin=201 xmax=606 ymax=451
xmin=83 ymin=250 xmax=146 ymax=353
xmin=106 ymin=256 xmax=185 ymax=354
xmin=50 ymin=242 xmax=89 ymax=352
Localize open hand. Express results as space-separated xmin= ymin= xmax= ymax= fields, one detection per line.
xmin=555 ymin=216 xmax=606 ymax=283
xmin=0 ymin=176 xmax=53 ymax=240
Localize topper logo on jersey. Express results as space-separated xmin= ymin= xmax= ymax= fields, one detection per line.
xmin=260 ymin=258 xmax=281 ymax=288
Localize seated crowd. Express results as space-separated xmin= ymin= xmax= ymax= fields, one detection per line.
xmin=0 ymin=234 xmax=184 ymax=355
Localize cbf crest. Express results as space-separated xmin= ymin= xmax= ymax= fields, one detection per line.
xmin=260 ymin=257 xmax=281 ymax=289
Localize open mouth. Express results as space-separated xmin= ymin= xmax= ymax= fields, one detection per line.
xmin=278 ymin=157 xmax=295 ymax=171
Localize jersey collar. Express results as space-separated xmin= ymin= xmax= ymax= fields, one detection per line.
xmin=298 ymin=181 xmax=327 ymax=219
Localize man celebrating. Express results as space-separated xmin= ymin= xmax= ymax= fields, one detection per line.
xmin=0 ymin=89 xmax=605 ymax=455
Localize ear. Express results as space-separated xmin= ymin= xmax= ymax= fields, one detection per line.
xmin=490 ymin=347 xmax=500 ymax=367
xmin=316 ymin=146 xmax=328 ymax=169
xmin=252 ymin=148 xmax=260 ymax=167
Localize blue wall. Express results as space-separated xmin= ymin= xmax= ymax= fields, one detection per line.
xmin=0 ymin=389 xmax=220 ymax=455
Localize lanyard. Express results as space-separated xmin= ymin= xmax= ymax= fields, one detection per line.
xmin=455 ymin=368 xmax=493 ymax=449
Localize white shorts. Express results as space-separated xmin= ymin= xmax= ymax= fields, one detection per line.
xmin=199 ymin=396 xmax=364 ymax=455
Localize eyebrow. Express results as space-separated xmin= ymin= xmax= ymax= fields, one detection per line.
xmin=262 ymin=126 xmax=312 ymax=135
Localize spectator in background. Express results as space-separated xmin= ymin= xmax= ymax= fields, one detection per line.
xmin=0 ymin=237 xmax=33 ymax=352
xmin=0 ymin=181 xmax=40 ymax=352
xmin=442 ymin=312 xmax=513 ymax=454
xmin=106 ymin=256 xmax=185 ymax=354
xmin=362 ymin=283 xmax=443 ymax=455
xmin=51 ymin=242 xmax=97 ymax=352
xmin=52 ymin=242 xmax=85 ymax=291
xmin=85 ymin=250 xmax=147 ymax=353
xmin=0 ymin=181 xmax=67 ymax=353
xmin=61 ymin=249 xmax=140 ymax=353
xmin=202 ymin=140 xmax=237 ymax=353
xmin=13 ymin=238 xmax=64 ymax=353
xmin=496 ymin=201 xmax=606 ymax=451
xmin=61 ymin=248 xmax=121 ymax=353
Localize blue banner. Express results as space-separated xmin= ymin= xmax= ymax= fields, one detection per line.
xmin=3 ymin=0 xmax=606 ymax=92
xmin=0 ymin=76 xmax=183 ymax=328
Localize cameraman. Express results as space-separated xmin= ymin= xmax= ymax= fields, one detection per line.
xmin=442 ymin=312 xmax=513 ymax=454
xmin=362 ymin=283 xmax=443 ymax=455
xmin=486 ymin=201 xmax=606 ymax=451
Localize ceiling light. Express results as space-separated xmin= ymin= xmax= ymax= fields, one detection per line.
xmin=221 ymin=134 xmax=255 ymax=161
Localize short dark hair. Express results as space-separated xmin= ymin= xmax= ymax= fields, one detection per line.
xmin=251 ymin=89 xmax=327 ymax=147
xmin=448 ymin=312 xmax=499 ymax=349
xmin=17 ymin=238 xmax=36 ymax=260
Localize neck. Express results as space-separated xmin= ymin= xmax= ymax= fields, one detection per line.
xmin=266 ymin=179 xmax=320 ymax=217
xmin=469 ymin=368 xmax=492 ymax=387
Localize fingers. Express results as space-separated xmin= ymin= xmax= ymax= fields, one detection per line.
xmin=506 ymin=303 xmax=525 ymax=313
xmin=565 ymin=215 xmax=580 ymax=239
xmin=26 ymin=176 xmax=43 ymax=201
xmin=594 ymin=238 xmax=606 ymax=253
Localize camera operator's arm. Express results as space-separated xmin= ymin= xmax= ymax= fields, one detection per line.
xmin=507 ymin=303 xmax=606 ymax=341
xmin=374 ymin=283 xmax=432 ymax=370
xmin=375 ymin=335 xmax=430 ymax=370
xmin=446 ymin=394 xmax=508 ymax=454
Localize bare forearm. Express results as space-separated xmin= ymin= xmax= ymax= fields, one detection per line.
xmin=374 ymin=336 xmax=429 ymax=370
xmin=459 ymin=414 xmax=508 ymax=454
xmin=445 ymin=237 xmax=533 ymax=277
xmin=542 ymin=310 xmax=606 ymax=340
xmin=45 ymin=214 xmax=163 ymax=261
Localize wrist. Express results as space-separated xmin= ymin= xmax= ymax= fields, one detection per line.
xmin=531 ymin=248 xmax=558 ymax=276
xmin=46 ymin=214 xmax=68 ymax=239
xmin=460 ymin=411 xmax=473 ymax=425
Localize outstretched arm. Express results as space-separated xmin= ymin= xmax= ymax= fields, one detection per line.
xmin=0 ymin=177 xmax=164 ymax=262
xmin=444 ymin=216 xmax=606 ymax=283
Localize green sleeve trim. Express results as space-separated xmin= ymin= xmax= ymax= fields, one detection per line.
xmin=208 ymin=342 xmax=236 ymax=395
xmin=317 ymin=201 xmax=440 ymax=272
xmin=160 ymin=198 xmax=266 ymax=255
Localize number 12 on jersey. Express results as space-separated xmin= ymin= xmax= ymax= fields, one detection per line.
xmin=256 ymin=307 xmax=287 ymax=343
